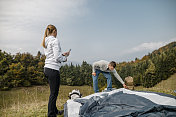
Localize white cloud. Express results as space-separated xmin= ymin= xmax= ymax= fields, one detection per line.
xmin=125 ymin=37 xmax=176 ymax=54
xmin=0 ymin=0 xmax=88 ymax=55
xmin=0 ymin=0 xmax=87 ymax=31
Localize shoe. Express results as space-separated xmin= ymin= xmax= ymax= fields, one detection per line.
xmin=56 ymin=110 xmax=64 ymax=115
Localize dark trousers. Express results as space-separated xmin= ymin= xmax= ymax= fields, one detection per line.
xmin=44 ymin=67 xmax=60 ymax=117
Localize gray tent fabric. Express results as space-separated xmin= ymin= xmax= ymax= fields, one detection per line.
xmin=135 ymin=90 xmax=176 ymax=99
xmin=74 ymin=92 xmax=176 ymax=117
xmin=64 ymin=89 xmax=176 ymax=117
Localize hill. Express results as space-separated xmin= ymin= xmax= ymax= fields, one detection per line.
xmin=152 ymin=41 xmax=176 ymax=55
xmin=116 ymin=41 xmax=176 ymax=88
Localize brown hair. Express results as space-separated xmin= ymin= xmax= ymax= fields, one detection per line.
xmin=42 ymin=24 xmax=57 ymax=48
xmin=109 ymin=61 xmax=116 ymax=68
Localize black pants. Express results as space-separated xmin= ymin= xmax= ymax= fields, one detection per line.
xmin=44 ymin=67 xmax=60 ymax=117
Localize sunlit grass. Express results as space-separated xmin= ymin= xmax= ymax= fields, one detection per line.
xmin=0 ymin=85 xmax=94 ymax=117
xmin=135 ymin=73 xmax=176 ymax=96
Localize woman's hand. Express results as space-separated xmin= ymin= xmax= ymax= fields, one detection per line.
xmin=63 ymin=51 xmax=70 ymax=57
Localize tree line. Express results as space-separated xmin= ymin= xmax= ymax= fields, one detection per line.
xmin=0 ymin=50 xmax=95 ymax=90
xmin=0 ymin=42 xmax=175 ymax=90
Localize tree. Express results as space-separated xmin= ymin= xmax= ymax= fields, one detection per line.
xmin=4 ymin=62 xmax=25 ymax=88
xmin=143 ymin=60 xmax=156 ymax=87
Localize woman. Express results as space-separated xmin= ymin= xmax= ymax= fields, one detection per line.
xmin=42 ymin=24 xmax=70 ymax=116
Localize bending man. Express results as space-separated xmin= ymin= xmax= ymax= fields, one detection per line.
xmin=92 ymin=60 xmax=127 ymax=93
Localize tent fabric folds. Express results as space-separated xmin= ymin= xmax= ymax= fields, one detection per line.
xmin=64 ymin=88 xmax=176 ymax=117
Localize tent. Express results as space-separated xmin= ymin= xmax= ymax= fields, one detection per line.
xmin=64 ymin=88 xmax=176 ymax=117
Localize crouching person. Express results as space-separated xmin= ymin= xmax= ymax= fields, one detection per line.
xmin=92 ymin=60 xmax=127 ymax=93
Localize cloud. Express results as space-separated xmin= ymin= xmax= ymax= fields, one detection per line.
xmin=124 ymin=37 xmax=176 ymax=54
xmin=0 ymin=0 xmax=88 ymax=55
xmin=0 ymin=0 xmax=87 ymax=31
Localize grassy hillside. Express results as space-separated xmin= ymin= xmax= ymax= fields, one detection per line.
xmin=135 ymin=73 xmax=176 ymax=96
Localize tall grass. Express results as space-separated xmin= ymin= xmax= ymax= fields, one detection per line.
xmin=0 ymin=85 xmax=94 ymax=117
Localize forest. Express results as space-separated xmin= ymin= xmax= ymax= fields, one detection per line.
xmin=0 ymin=42 xmax=175 ymax=90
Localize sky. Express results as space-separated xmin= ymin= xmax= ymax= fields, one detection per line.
xmin=0 ymin=0 xmax=176 ymax=64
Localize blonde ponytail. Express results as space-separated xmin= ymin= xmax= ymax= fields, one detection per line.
xmin=42 ymin=24 xmax=57 ymax=48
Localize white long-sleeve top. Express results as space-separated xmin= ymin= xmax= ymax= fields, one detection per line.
xmin=92 ymin=60 xmax=125 ymax=85
xmin=44 ymin=36 xmax=67 ymax=71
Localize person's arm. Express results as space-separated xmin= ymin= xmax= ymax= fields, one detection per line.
xmin=53 ymin=39 xmax=67 ymax=62
xmin=112 ymin=70 xmax=125 ymax=85
xmin=113 ymin=70 xmax=127 ymax=88
xmin=92 ymin=62 xmax=99 ymax=76
xmin=92 ymin=62 xmax=99 ymax=73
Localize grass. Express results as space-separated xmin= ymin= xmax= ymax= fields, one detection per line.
xmin=0 ymin=73 xmax=175 ymax=117
xmin=0 ymin=85 xmax=94 ymax=117
xmin=135 ymin=73 xmax=176 ymax=96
